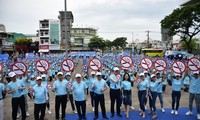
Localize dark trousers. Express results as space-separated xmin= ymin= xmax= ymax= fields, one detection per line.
xmin=149 ymin=92 xmax=157 ymax=114
xmin=46 ymin=93 xmax=50 ymax=110
xmin=94 ymin=93 xmax=106 ymax=117
xmin=12 ymin=95 xmax=26 ymax=120
xmin=172 ymin=91 xmax=181 ymax=110
xmin=68 ymin=94 xmax=75 ymax=111
xmin=162 ymin=85 xmax=166 ymax=92
xmin=110 ymin=89 xmax=121 ymax=115
xmin=75 ymin=100 xmax=86 ymax=118
xmin=34 ymin=103 xmax=46 ymax=120
xmin=55 ymin=95 xmax=67 ymax=119
xmin=138 ymin=90 xmax=147 ymax=112
xmin=90 ymin=91 xmax=95 ymax=107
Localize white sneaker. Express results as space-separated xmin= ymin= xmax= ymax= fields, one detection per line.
xmin=161 ymin=108 xmax=165 ymax=112
xmin=92 ymin=107 xmax=95 ymax=112
xmin=26 ymin=112 xmax=30 ymax=117
xmin=145 ymin=106 xmax=147 ymax=110
xmin=131 ymin=106 xmax=135 ymax=110
xmin=48 ymin=110 xmax=52 ymax=114
xmin=197 ymin=114 xmax=200 ymax=120
xmin=175 ymin=110 xmax=178 ymax=115
xmin=186 ymin=111 xmax=193 ymax=115
xmin=171 ymin=110 xmax=175 ymax=114
xmin=73 ymin=110 xmax=77 ymax=114
xmin=17 ymin=113 xmax=21 ymax=119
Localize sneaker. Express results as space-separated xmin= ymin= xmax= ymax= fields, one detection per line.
xmin=175 ymin=110 xmax=178 ymax=115
xmin=131 ymin=106 xmax=135 ymax=110
xmin=197 ymin=114 xmax=200 ymax=120
xmin=161 ymin=108 xmax=165 ymax=112
xmin=92 ymin=107 xmax=95 ymax=112
xmin=186 ymin=111 xmax=193 ymax=115
xmin=171 ymin=110 xmax=175 ymax=114
xmin=152 ymin=115 xmax=157 ymax=119
xmin=48 ymin=110 xmax=52 ymax=114
xmin=26 ymin=112 xmax=30 ymax=117
xmin=148 ymin=111 xmax=153 ymax=115
xmin=145 ymin=106 xmax=147 ymax=110
xmin=73 ymin=110 xmax=77 ymax=114
xmin=142 ymin=113 xmax=146 ymax=118
xmin=17 ymin=113 xmax=21 ymax=119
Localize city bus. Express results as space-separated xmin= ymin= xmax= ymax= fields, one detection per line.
xmin=141 ymin=48 xmax=164 ymax=57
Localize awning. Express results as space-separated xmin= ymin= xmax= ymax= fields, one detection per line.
xmin=38 ymin=49 xmax=49 ymax=53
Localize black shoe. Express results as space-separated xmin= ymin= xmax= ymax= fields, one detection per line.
xmin=93 ymin=116 xmax=98 ymax=120
xmin=82 ymin=116 xmax=87 ymax=119
xmin=117 ymin=114 xmax=123 ymax=117
xmin=103 ymin=115 xmax=109 ymax=119
xmin=111 ymin=114 xmax=114 ymax=118
xmin=78 ymin=117 xmax=82 ymax=120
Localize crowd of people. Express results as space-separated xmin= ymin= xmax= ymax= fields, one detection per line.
xmin=0 ymin=53 xmax=199 ymax=120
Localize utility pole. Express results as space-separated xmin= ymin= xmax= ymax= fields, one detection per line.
xmin=64 ymin=0 xmax=68 ymax=55
xmin=146 ymin=30 xmax=150 ymax=48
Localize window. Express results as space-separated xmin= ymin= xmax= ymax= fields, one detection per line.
xmin=45 ymin=39 xmax=49 ymax=43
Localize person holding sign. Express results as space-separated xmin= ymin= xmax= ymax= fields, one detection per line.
xmin=170 ymin=73 xmax=183 ymax=115
xmin=0 ymin=72 xmax=5 ymax=120
xmin=32 ymin=77 xmax=48 ymax=120
xmin=71 ymin=73 xmax=88 ymax=120
xmin=92 ymin=72 xmax=109 ymax=120
xmin=137 ymin=73 xmax=149 ymax=118
xmin=109 ymin=67 xmax=122 ymax=118
xmin=7 ymin=72 xmax=26 ymax=120
xmin=121 ymin=73 xmax=132 ymax=118
xmin=88 ymin=71 xmax=96 ymax=112
xmin=52 ymin=72 xmax=68 ymax=120
xmin=185 ymin=70 xmax=200 ymax=120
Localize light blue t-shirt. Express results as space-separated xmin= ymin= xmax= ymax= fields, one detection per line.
xmin=88 ymin=77 xmax=96 ymax=92
xmin=121 ymin=81 xmax=132 ymax=90
xmin=66 ymin=79 xmax=73 ymax=94
xmin=7 ymin=80 xmax=25 ymax=98
xmin=72 ymin=81 xmax=88 ymax=101
xmin=109 ymin=74 xmax=121 ymax=90
xmin=33 ymin=85 xmax=47 ymax=104
xmin=138 ymin=80 xmax=149 ymax=91
xmin=18 ymin=77 xmax=28 ymax=95
xmin=172 ymin=79 xmax=183 ymax=91
xmin=149 ymin=81 xmax=159 ymax=92
xmin=183 ymin=76 xmax=190 ymax=85
xmin=189 ymin=76 xmax=200 ymax=94
xmin=156 ymin=78 xmax=163 ymax=93
xmin=53 ymin=79 xmax=68 ymax=95
xmin=28 ymin=79 xmax=36 ymax=88
xmin=0 ymin=83 xmax=5 ymax=99
xmin=93 ymin=79 xmax=108 ymax=94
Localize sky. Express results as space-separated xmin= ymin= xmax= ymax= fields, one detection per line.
xmin=0 ymin=0 xmax=189 ymax=43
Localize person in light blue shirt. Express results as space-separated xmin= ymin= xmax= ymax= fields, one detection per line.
xmin=121 ymin=73 xmax=132 ymax=119
xmin=71 ymin=73 xmax=88 ymax=120
xmin=52 ymin=72 xmax=68 ymax=119
xmin=183 ymin=75 xmax=190 ymax=92
xmin=32 ymin=76 xmax=48 ymax=120
xmin=7 ymin=72 xmax=26 ymax=120
xmin=185 ymin=71 xmax=200 ymax=119
xmin=0 ymin=78 xmax=5 ymax=120
xmin=88 ymin=71 xmax=96 ymax=111
xmin=92 ymin=72 xmax=108 ymax=120
xmin=101 ymin=68 xmax=106 ymax=80
xmin=137 ymin=73 xmax=149 ymax=118
xmin=171 ymin=73 xmax=183 ymax=115
xmin=28 ymin=75 xmax=36 ymax=99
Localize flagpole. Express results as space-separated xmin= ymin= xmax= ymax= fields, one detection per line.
xmin=64 ymin=0 xmax=68 ymax=55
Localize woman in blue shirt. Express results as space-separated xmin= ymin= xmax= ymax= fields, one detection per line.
xmin=137 ymin=73 xmax=149 ymax=118
xmin=171 ymin=73 xmax=183 ymax=115
xmin=121 ymin=73 xmax=132 ymax=118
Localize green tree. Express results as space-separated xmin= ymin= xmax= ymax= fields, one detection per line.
xmin=160 ymin=3 xmax=200 ymax=53
xmin=112 ymin=37 xmax=127 ymax=50
xmin=181 ymin=38 xmax=198 ymax=51
xmin=14 ymin=38 xmax=32 ymax=53
xmin=88 ymin=36 xmax=106 ymax=52
xmin=104 ymin=40 xmax=113 ymax=50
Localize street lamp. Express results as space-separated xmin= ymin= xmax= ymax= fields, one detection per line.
xmin=64 ymin=0 xmax=68 ymax=55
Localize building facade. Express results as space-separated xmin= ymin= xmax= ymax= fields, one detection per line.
xmin=0 ymin=24 xmax=6 ymax=32
xmin=70 ymin=27 xmax=97 ymax=51
xmin=39 ymin=19 xmax=60 ymax=52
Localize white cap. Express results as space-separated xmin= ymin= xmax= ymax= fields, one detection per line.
xmin=57 ymin=72 xmax=63 ymax=76
xmin=174 ymin=73 xmax=181 ymax=76
xmin=152 ymin=69 xmax=156 ymax=72
xmin=139 ymin=73 xmax=144 ymax=76
xmin=151 ymin=74 xmax=156 ymax=78
xmin=96 ymin=72 xmax=102 ymax=76
xmin=31 ymin=75 xmax=35 ymax=78
xmin=36 ymin=76 xmax=42 ymax=81
xmin=66 ymin=72 xmax=71 ymax=76
xmin=75 ymin=73 xmax=81 ymax=78
xmin=144 ymin=71 xmax=148 ymax=74
xmin=41 ymin=74 xmax=46 ymax=78
xmin=9 ymin=72 xmax=16 ymax=78
xmin=91 ymin=71 xmax=96 ymax=75
xmin=114 ymin=67 xmax=119 ymax=71
xmin=193 ymin=71 xmax=199 ymax=74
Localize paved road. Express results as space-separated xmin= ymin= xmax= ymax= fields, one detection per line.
xmin=3 ymin=59 xmax=191 ymax=120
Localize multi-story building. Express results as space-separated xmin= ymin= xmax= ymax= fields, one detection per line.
xmin=39 ymin=19 xmax=60 ymax=52
xmin=70 ymin=27 xmax=97 ymax=51
xmin=58 ymin=11 xmax=74 ymax=50
xmin=0 ymin=24 xmax=6 ymax=32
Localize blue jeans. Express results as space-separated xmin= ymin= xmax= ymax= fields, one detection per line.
xmin=188 ymin=93 xmax=195 ymax=112
xmin=90 ymin=91 xmax=95 ymax=107
xmin=172 ymin=91 xmax=181 ymax=110
xmin=149 ymin=92 xmax=157 ymax=114
xmin=138 ymin=90 xmax=146 ymax=112
xmin=157 ymin=93 xmax=164 ymax=108
xmin=195 ymin=94 xmax=200 ymax=114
